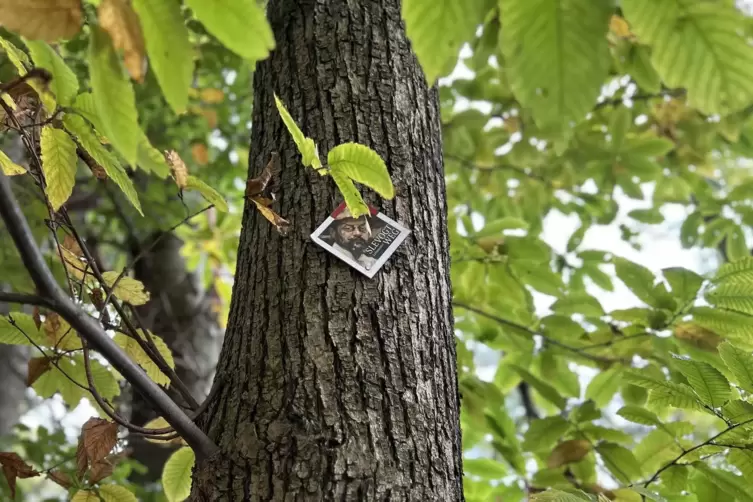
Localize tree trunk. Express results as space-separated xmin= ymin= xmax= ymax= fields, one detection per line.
xmin=191 ymin=0 xmax=461 ymax=500
xmin=127 ymin=232 xmax=223 ymax=482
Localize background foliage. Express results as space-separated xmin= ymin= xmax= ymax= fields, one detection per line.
xmin=2 ymin=0 xmax=753 ymax=501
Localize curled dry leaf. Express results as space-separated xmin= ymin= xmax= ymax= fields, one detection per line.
xmin=547 ymin=439 xmax=591 ymax=469
xmin=32 ymin=306 xmax=42 ymax=330
xmin=87 ymin=458 xmax=114 ymax=484
xmin=246 ymin=152 xmax=280 ymax=198
xmin=97 ymin=0 xmax=146 ymax=81
xmin=0 ymin=451 xmax=40 ymax=498
xmin=46 ymin=469 xmax=73 ymax=489
xmin=164 ymin=149 xmax=188 ymax=189
xmin=0 ymin=0 xmax=83 ymax=41
xmin=674 ymin=322 xmax=723 ymax=352
xmin=27 ymin=356 xmax=52 ymax=386
xmin=200 ymin=88 xmax=225 ymax=103
xmin=76 ymin=418 xmax=118 ymax=478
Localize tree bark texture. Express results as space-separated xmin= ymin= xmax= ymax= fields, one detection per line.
xmin=191 ymin=0 xmax=461 ymax=500
xmin=127 ymin=233 xmax=223 ymax=482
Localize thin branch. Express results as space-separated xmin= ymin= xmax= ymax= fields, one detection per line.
xmin=453 ymin=302 xmax=617 ymax=363
xmin=0 ymin=169 xmax=218 ymax=461
xmin=594 ymin=88 xmax=686 ymax=111
xmin=518 ymin=382 xmax=539 ymax=421
xmin=444 ymin=153 xmax=551 ymax=186
xmin=0 ymin=291 xmax=52 ymax=308
xmin=640 ymin=417 xmax=753 ymax=487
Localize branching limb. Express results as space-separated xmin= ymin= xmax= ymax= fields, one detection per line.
xmin=0 ymin=169 xmax=218 ymax=460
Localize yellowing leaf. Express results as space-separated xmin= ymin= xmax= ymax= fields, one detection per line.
xmin=673 ymin=322 xmax=723 ymax=352
xmin=40 ymin=125 xmax=78 ymax=211
xmin=162 ymin=447 xmax=194 ymax=502
xmin=500 ymin=0 xmax=611 ymax=133
xmin=98 ymin=0 xmax=146 ymax=82
xmin=143 ymin=417 xmax=186 ymax=445
xmin=102 ymin=271 xmax=150 ymax=305
xmin=136 ymin=134 xmax=170 ymax=178
xmin=327 ymin=143 xmax=395 ymax=199
xmin=0 ymin=148 xmax=26 ymax=175
xmin=609 ymin=15 xmax=632 ymax=38
xmin=0 ymin=0 xmax=83 ymax=41
xmin=547 ymin=439 xmax=591 ymax=468
xmin=251 ymin=197 xmax=290 ymax=234
xmin=273 ymin=94 xmax=322 ymax=170
xmin=165 ymin=149 xmax=188 ymax=188
xmin=70 ymin=490 xmax=100 ymax=502
xmin=132 ymin=0 xmax=192 ymax=113
xmin=43 ymin=312 xmax=82 ymax=350
xmin=24 ymin=39 xmax=78 ymax=105
xmin=199 ymin=88 xmax=224 ymax=103
xmin=184 ymin=0 xmax=274 ymax=61
xmin=89 ymin=26 xmax=140 ymax=165
xmin=0 ymin=313 xmax=46 ymax=346
xmin=62 ymin=113 xmax=143 ymax=214
xmin=185 ymin=175 xmax=229 ymax=212
xmin=402 ymin=0 xmax=494 ymax=84
xmin=113 ymin=331 xmax=174 ymax=386
xmin=99 ymin=484 xmax=138 ymax=502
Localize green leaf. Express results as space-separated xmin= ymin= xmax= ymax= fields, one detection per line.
xmin=327 ymin=143 xmax=394 ymax=199
xmin=623 ymin=44 xmax=661 ymax=93
xmin=726 ymin=225 xmax=749 ymax=262
xmin=184 ymin=0 xmax=275 ymax=61
xmin=529 ymin=490 xmax=591 ymax=502
xmin=0 ymin=36 xmax=56 ymax=112
xmin=273 ymin=94 xmax=322 ymax=169
xmin=102 ymin=272 xmax=150 ymax=306
xmin=62 ymin=114 xmax=143 ymax=215
xmin=184 ymin=175 xmax=229 ymax=212
xmin=623 ymin=370 xmax=703 ymax=410
xmin=522 ymin=416 xmax=571 ymax=452
xmin=499 ymin=0 xmax=611 ymax=132
xmin=551 ymin=293 xmax=604 ymax=317
xmin=663 ymin=267 xmax=704 ymax=307
xmin=114 ymin=331 xmax=174 ymax=386
xmin=706 ymin=282 xmax=753 ymax=316
xmin=613 ymin=257 xmax=658 ymax=306
xmin=40 ymin=126 xmax=77 ymax=211
xmin=99 ymin=484 xmax=137 ymax=502
xmin=609 ymin=106 xmax=632 ymax=151
xmin=718 ymin=342 xmax=753 ymax=393
xmin=690 ymin=306 xmax=753 ymax=346
xmin=88 ymin=26 xmax=140 ymax=165
xmin=25 ymin=39 xmax=78 ymax=106
xmin=402 ymin=0 xmax=494 ymax=84
xmin=585 ymin=367 xmax=621 ymax=408
xmin=653 ymin=176 xmax=692 ymax=204
xmin=662 ymin=465 xmax=688 ymax=493
xmin=132 ymin=0 xmax=193 ymax=114
xmin=0 ymin=149 xmax=26 ymax=175
xmin=330 ymin=166 xmax=370 ymax=218
xmin=728 ymin=449 xmax=753 ymax=479
xmin=0 ymin=314 xmax=46 ymax=346
xmin=596 ymin=443 xmax=642 ymax=484
xmin=510 ymin=365 xmax=566 ymax=410
xmin=616 ymin=405 xmax=662 ymax=426
xmin=162 ymin=447 xmax=194 ymax=502
xmin=624 ymin=135 xmax=675 ymax=157
xmin=693 ymin=463 xmax=753 ymax=502
xmin=463 ymin=457 xmax=507 ymax=479
xmin=634 ymin=429 xmax=684 ymax=474
xmin=672 ymin=358 xmax=730 ymax=408
xmin=714 ymin=257 xmax=753 ymax=285
xmin=475 ymin=217 xmax=529 ymax=237
xmin=628 ymin=208 xmax=663 ymax=224
xmin=136 ymin=134 xmax=171 ymax=178
xmin=622 ymin=0 xmax=753 ymax=114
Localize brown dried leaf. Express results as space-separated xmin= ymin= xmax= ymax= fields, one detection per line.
xmin=76 ymin=418 xmax=118 ymax=477
xmin=32 ymin=306 xmax=42 ymax=330
xmin=547 ymin=439 xmax=591 ymax=468
xmin=27 ymin=357 xmax=51 ymax=386
xmin=164 ymin=150 xmax=188 ymax=189
xmin=191 ymin=143 xmax=209 ymax=166
xmin=98 ymin=0 xmax=145 ymax=81
xmin=87 ymin=459 xmax=113 ymax=483
xmin=0 ymin=452 xmax=40 ymax=498
xmin=62 ymin=234 xmax=83 ymax=257
xmin=46 ymin=469 xmax=73 ymax=489
xmin=674 ymin=323 xmax=723 ymax=352
xmin=251 ymin=196 xmax=290 ymax=235
xmin=0 ymin=0 xmax=83 ymax=41
xmin=246 ymin=152 xmax=279 ymax=198
xmin=43 ymin=312 xmax=81 ymax=350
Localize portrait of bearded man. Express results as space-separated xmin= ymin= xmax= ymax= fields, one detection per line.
xmin=326 ymin=208 xmax=382 ymax=270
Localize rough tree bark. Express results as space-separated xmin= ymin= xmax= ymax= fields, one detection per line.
xmin=191 ymin=0 xmax=461 ymax=500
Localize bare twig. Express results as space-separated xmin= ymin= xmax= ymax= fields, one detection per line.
xmin=0 ymin=169 xmax=218 ymax=460
xmin=453 ymin=302 xmax=617 ymax=363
